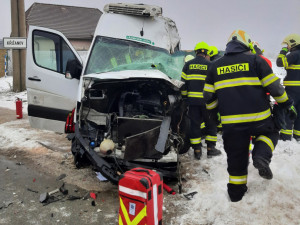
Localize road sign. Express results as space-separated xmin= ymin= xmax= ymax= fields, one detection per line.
xmin=3 ymin=37 xmax=27 ymax=49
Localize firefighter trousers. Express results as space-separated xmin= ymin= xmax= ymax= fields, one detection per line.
xmin=188 ymin=105 xmax=218 ymax=149
xmin=280 ymin=88 xmax=300 ymax=141
xmin=222 ymin=118 xmax=279 ymax=201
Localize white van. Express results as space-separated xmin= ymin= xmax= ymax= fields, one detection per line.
xmin=26 ymin=3 xmax=189 ymax=184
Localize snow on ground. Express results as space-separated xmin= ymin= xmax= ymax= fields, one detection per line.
xmin=0 ymin=60 xmax=300 ymax=225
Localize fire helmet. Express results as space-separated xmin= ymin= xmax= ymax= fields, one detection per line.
xmin=282 ymin=34 xmax=300 ymax=49
xmin=227 ymin=29 xmax=252 ymax=48
xmin=194 ymin=42 xmax=210 ymax=53
xmin=208 ymin=46 xmax=218 ymax=57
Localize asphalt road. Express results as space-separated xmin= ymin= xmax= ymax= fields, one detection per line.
xmin=0 ymin=108 xmax=119 ymax=225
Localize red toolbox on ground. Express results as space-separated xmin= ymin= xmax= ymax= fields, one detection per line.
xmin=118 ymin=167 xmax=163 ymax=225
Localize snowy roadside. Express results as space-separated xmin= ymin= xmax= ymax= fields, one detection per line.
xmin=0 ymin=76 xmax=28 ymax=114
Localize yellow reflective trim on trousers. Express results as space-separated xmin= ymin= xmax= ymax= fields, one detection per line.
xmin=256 ymin=135 xmax=274 ymax=152
xmin=214 ymin=77 xmax=261 ymax=90
xmin=261 ymin=73 xmax=279 ymax=87
xmin=204 ymin=83 xmax=215 ymax=93
xmin=273 ymin=91 xmax=288 ymax=103
xmin=181 ymin=72 xmax=187 ymax=80
xmin=181 ymin=90 xmax=187 ymax=96
xmin=294 ymin=129 xmax=300 ymax=136
xmin=221 ymin=108 xmax=271 ymax=124
xmin=206 ymin=99 xmax=218 ymax=110
xmin=205 ymin=135 xmax=217 ymax=142
xmin=188 ymin=92 xmax=203 ymax=98
xmin=229 ymin=175 xmax=247 ymax=184
xmin=286 ymin=64 xmax=300 ymax=70
xmin=283 ymin=81 xmax=300 ymax=86
xmin=190 ymin=138 xmax=201 ymax=144
xmin=119 ymin=197 xmax=147 ymax=225
xmin=185 ymin=74 xmax=207 ymax=80
xmin=280 ymin=129 xmax=292 ymax=135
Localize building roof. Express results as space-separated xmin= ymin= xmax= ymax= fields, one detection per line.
xmin=26 ymin=3 xmax=102 ymax=40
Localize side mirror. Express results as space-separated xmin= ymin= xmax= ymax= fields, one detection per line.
xmin=65 ymin=59 xmax=82 ymax=80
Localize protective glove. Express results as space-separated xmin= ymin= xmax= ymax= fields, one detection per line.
xmin=287 ymin=105 xmax=297 ymax=121
xmin=280 ymin=47 xmax=289 ymax=55
xmin=273 ymin=99 xmax=298 ymax=130
xmin=272 ymin=104 xmax=287 ymax=130
xmin=208 ymin=109 xmax=220 ymax=125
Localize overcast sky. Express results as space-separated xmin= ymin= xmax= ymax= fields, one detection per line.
xmin=1 ymin=0 xmax=299 ymax=56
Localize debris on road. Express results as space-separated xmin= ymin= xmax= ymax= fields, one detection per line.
xmin=184 ymin=191 xmax=198 ymax=200
xmin=56 ymin=174 xmax=66 ymax=181
xmin=27 ymin=188 xmax=38 ymax=193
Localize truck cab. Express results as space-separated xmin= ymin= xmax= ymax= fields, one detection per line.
xmin=26 ymin=3 xmax=188 ymax=184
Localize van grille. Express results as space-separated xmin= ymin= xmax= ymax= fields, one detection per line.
xmin=104 ymin=4 xmax=162 ymax=17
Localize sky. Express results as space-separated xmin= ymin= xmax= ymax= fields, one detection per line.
xmin=0 ymin=0 xmax=300 ymax=54
xmin=1 ymin=0 xmax=300 ymax=56
xmin=1 ymin=63 xmax=300 ymax=224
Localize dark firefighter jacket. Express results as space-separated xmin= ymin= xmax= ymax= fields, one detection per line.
xmin=276 ymin=46 xmax=300 ymax=91
xmin=203 ymin=41 xmax=290 ymax=129
xmin=181 ymin=55 xmax=211 ymax=105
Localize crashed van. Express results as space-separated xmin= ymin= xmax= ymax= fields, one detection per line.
xmin=26 ymin=3 xmax=189 ymax=185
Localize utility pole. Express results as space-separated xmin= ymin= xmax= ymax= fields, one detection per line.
xmin=11 ymin=0 xmax=26 ymax=92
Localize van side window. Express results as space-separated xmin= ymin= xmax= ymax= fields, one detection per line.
xmin=33 ymin=30 xmax=76 ymax=74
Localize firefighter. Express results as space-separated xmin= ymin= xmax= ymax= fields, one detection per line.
xmin=276 ymin=34 xmax=300 ymax=141
xmin=208 ymin=46 xmax=222 ymax=61
xmin=181 ymin=42 xmax=221 ymax=160
xmin=251 ymin=41 xmax=272 ymax=67
xmin=204 ymin=29 xmax=297 ymax=202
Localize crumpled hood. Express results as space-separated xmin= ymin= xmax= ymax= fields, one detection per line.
xmin=83 ymin=69 xmax=184 ymax=89
xmin=225 ymin=41 xmax=250 ymax=55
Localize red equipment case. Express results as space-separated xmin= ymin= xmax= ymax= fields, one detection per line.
xmin=118 ymin=167 xmax=163 ymax=225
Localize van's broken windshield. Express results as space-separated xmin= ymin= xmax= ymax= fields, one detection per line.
xmin=85 ymin=36 xmax=185 ymax=80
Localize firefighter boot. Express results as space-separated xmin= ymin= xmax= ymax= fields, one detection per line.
xmin=253 ymin=157 xmax=273 ymax=180
xmin=207 ymin=146 xmax=222 ymax=158
xmin=194 ymin=148 xmax=202 ymax=160
xmin=227 ymin=183 xmax=248 ymax=202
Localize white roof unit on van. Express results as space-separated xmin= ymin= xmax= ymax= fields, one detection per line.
xmin=103 ymin=3 xmax=162 ymax=17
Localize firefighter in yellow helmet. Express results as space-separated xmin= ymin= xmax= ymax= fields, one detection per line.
xmin=208 ymin=46 xmax=222 ymax=61
xmin=203 ymin=29 xmax=297 ymax=202
xmin=276 ymin=34 xmax=300 ymax=141
xmin=181 ymin=42 xmax=221 ymax=160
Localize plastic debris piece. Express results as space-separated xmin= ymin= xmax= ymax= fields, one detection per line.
xmin=40 ymin=192 xmax=49 ymax=203
xmin=90 ymin=192 xmax=96 ymax=200
xmin=91 ymin=200 xmax=96 ymax=206
xmin=56 ymin=174 xmax=66 ymax=181
xmin=183 ymin=191 xmax=198 ymax=200
xmin=59 ymin=183 xmax=68 ymax=195
xmin=27 ymin=188 xmax=38 ymax=193
xmin=67 ymin=195 xmax=81 ymax=201
xmin=95 ymin=172 xmax=108 ymax=181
